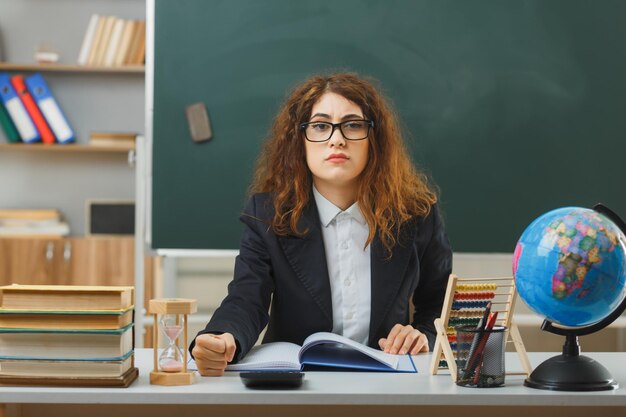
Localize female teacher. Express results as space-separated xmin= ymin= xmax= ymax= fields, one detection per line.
xmin=190 ymin=72 xmax=452 ymax=376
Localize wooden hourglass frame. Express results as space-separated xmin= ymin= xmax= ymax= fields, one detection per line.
xmin=148 ymin=298 xmax=197 ymax=386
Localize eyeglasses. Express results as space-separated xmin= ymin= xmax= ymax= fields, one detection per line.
xmin=300 ymin=120 xmax=374 ymax=142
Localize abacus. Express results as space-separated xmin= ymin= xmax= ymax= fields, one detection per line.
xmin=430 ymin=275 xmax=531 ymax=381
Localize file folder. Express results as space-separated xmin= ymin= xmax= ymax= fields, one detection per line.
xmin=11 ymin=75 xmax=55 ymax=144
xmin=0 ymin=100 xmax=20 ymax=143
xmin=24 ymin=73 xmax=75 ymax=144
xmin=0 ymin=73 xmax=40 ymax=143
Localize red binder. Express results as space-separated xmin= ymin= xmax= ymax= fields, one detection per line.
xmin=10 ymin=75 xmax=55 ymax=144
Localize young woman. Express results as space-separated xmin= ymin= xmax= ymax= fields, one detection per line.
xmin=190 ymin=73 xmax=452 ymax=376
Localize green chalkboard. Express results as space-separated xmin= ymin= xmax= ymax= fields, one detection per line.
xmin=152 ymin=0 xmax=626 ymax=252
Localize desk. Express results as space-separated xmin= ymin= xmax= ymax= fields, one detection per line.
xmin=1 ymin=349 xmax=626 ymax=417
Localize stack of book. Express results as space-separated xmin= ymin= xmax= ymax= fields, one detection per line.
xmin=0 ymin=209 xmax=69 ymax=237
xmin=0 ymin=72 xmax=75 ymax=145
xmin=77 ymin=15 xmax=146 ymax=67
xmin=0 ymin=284 xmax=138 ymax=387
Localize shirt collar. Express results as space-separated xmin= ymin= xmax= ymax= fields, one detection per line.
xmin=312 ymin=186 xmax=367 ymax=227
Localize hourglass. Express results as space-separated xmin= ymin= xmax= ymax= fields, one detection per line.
xmin=148 ymin=298 xmax=197 ymax=385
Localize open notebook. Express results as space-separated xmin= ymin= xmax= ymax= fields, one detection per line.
xmin=190 ymin=332 xmax=416 ymax=373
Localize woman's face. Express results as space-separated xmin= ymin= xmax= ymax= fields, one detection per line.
xmin=304 ymin=92 xmax=370 ymax=193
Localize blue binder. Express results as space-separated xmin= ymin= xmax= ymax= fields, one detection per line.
xmin=0 ymin=72 xmax=40 ymax=143
xmin=25 ymin=73 xmax=75 ymax=144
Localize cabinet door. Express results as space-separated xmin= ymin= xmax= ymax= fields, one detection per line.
xmin=63 ymin=236 xmax=135 ymax=286
xmin=0 ymin=238 xmax=65 ymax=286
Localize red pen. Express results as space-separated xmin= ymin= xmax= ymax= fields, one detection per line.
xmin=470 ymin=311 xmax=499 ymax=381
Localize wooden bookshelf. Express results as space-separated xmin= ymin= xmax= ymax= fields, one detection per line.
xmin=0 ymin=143 xmax=134 ymax=154
xmin=0 ymin=62 xmax=144 ymax=74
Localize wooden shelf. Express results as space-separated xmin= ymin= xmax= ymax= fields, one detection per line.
xmin=0 ymin=143 xmax=134 ymax=154
xmin=0 ymin=62 xmax=144 ymax=74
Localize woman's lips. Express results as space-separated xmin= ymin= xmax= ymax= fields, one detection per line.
xmin=326 ymin=153 xmax=349 ymax=163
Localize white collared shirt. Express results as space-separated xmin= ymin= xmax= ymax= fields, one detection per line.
xmin=313 ymin=186 xmax=371 ymax=345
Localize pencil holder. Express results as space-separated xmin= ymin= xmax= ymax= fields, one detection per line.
xmin=455 ymin=325 xmax=506 ymax=388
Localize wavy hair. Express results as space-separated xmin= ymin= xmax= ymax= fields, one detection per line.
xmin=250 ymin=72 xmax=437 ymax=255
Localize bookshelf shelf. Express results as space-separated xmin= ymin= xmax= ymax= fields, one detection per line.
xmin=0 ymin=143 xmax=133 ymax=154
xmin=0 ymin=62 xmax=144 ymax=74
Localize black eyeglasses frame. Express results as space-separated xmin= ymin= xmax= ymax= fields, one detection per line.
xmin=299 ymin=119 xmax=374 ymax=142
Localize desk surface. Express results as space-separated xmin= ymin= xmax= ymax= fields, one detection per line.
xmin=1 ymin=349 xmax=626 ymax=407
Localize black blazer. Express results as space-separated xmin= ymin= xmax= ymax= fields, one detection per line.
xmin=191 ymin=192 xmax=452 ymax=362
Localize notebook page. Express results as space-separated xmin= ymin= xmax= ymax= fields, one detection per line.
xmin=225 ymin=342 xmax=301 ymax=371
xmin=300 ymin=332 xmax=399 ymax=369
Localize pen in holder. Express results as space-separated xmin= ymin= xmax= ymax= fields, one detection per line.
xmin=456 ymin=325 xmax=507 ymax=388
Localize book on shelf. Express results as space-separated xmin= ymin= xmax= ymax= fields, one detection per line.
xmin=77 ymin=14 xmax=100 ymax=66
xmin=94 ymin=16 xmax=116 ymax=66
xmin=0 ymin=284 xmax=134 ymax=311
xmin=86 ymin=15 xmax=107 ymax=66
xmin=114 ymin=20 xmax=135 ymax=67
xmin=0 ymin=220 xmax=70 ymax=237
xmin=0 ymin=208 xmax=61 ymax=221
xmin=0 ymin=208 xmax=67 ymax=236
xmin=128 ymin=20 xmax=146 ymax=65
xmin=0 ymin=72 xmax=39 ymax=143
xmin=0 ymin=354 xmax=133 ymax=378
xmin=0 ymin=307 xmax=133 ymax=330
xmin=0 ymin=99 xmax=20 ymax=143
xmin=195 ymin=332 xmax=416 ymax=373
xmin=125 ymin=20 xmax=142 ymax=65
xmin=0 ymin=217 xmax=62 ymax=227
xmin=80 ymin=15 xmax=142 ymax=67
xmin=24 ymin=73 xmax=75 ymax=144
xmin=89 ymin=131 xmax=136 ymax=148
xmin=10 ymin=75 xmax=55 ymax=144
xmin=0 ymin=324 xmax=133 ymax=361
xmin=103 ymin=18 xmax=125 ymax=67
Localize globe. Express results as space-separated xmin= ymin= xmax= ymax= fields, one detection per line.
xmin=512 ymin=205 xmax=626 ymax=391
xmin=513 ymin=207 xmax=626 ymax=327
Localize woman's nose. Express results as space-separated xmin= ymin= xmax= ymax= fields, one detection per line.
xmin=328 ymin=126 xmax=346 ymax=147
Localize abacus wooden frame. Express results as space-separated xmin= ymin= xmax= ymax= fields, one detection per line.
xmin=429 ymin=275 xmax=532 ymax=382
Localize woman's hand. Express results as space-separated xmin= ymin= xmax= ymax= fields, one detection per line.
xmin=378 ymin=324 xmax=429 ymax=355
xmin=191 ymin=332 xmax=237 ymax=376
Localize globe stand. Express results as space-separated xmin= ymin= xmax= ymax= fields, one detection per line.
xmin=525 ymin=329 xmax=617 ymax=391
xmin=524 ymin=203 xmax=626 ymax=392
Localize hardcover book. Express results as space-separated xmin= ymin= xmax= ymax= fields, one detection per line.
xmin=191 ymin=332 xmax=416 ymax=373
xmin=0 ymin=324 xmax=133 ymax=361
xmin=0 ymin=354 xmax=133 ymax=378
xmin=77 ymin=14 xmax=100 ymax=66
xmin=0 ymin=209 xmax=61 ymax=221
xmin=89 ymin=131 xmax=136 ymax=149
xmin=0 ymin=284 xmax=134 ymax=311
xmin=0 ymin=307 xmax=133 ymax=330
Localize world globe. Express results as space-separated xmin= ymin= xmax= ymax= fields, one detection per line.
xmin=513 ymin=206 xmax=626 ymax=327
xmin=512 ymin=204 xmax=626 ymax=391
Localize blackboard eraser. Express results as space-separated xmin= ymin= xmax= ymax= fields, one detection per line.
xmin=186 ymin=102 xmax=213 ymax=143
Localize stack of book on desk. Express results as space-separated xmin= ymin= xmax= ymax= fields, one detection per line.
xmin=0 ymin=284 xmax=138 ymax=387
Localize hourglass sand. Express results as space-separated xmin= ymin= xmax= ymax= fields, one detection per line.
xmin=159 ymin=314 xmax=185 ymax=372
xmin=148 ymin=298 xmax=197 ymax=385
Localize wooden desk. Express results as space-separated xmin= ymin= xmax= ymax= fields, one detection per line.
xmin=1 ymin=349 xmax=626 ymax=417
